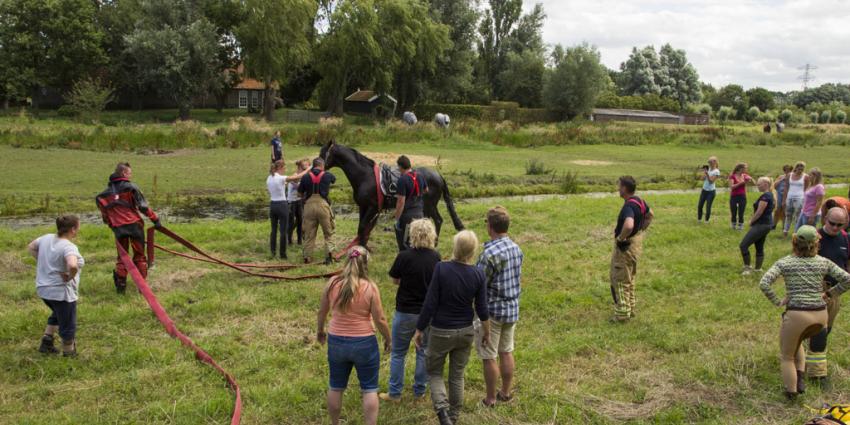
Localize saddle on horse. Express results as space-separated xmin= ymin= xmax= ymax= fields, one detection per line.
xmin=379 ymin=164 xmax=401 ymax=209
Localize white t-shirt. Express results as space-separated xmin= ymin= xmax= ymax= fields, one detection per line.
xmin=35 ymin=234 xmax=84 ymax=302
xmin=702 ymin=168 xmax=721 ymax=191
xmin=266 ymin=173 xmax=288 ymax=202
xmin=287 ymin=180 xmax=301 ymax=202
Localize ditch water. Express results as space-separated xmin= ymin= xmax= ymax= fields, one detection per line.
xmin=2 ymin=184 xmax=846 ymax=229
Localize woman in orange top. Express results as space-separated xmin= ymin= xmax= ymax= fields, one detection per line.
xmin=317 ymin=246 xmax=391 ymax=425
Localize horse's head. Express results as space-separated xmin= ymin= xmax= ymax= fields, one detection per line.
xmin=319 ymin=139 xmax=336 ymax=169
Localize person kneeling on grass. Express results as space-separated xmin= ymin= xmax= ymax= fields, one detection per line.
xmin=759 ymin=225 xmax=850 ymax=401
xmin=380 ymin=219 xmax=441 ymax=403
xmin=316 ymin=246 xmax=391 ymax=425
xmin=476 ymin=206 xmax=523 ymax=408
xmin=740 ymin=177 xmax=776 ymax=276
xmin=28 ymin=215 xmax=85 ymax=357
xmin=414 ymin=230 xmax=490 ymax=425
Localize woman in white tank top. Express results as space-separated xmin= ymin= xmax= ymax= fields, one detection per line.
xmin=783 ymin=162 xmax=808 ymax=235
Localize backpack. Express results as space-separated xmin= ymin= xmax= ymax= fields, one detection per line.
xmin=627 ymin=197 xmax=652 ymax=231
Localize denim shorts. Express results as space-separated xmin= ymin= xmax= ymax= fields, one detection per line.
xmin=327 ymin=334 xmax=380 ymax=392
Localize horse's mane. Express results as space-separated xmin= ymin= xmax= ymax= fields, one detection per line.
xmin=336 ymin=144 xmax=375 ymax=168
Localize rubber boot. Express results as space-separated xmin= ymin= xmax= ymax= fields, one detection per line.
xmin=62 ymin=339 xmax=77 ymax=358
xmin=114 ymin=271 xmax=126 ymax=294
xmin=38 ymin=335 xmax=59 ymax=354
xmin=323 ymin=253 xmax=334 ymax=265
xmin=796 ymin=370 xmax=806 ymax=394
xmin=436 ymin=408 xmax=454 ymax=425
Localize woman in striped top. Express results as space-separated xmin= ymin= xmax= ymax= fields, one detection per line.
xmin=759 ymin=225 xmax=850 ymax=400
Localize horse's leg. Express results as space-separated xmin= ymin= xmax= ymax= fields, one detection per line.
xmin=426 ymin=202 xmax=443 ymax=239
xmin=358 ymin=205 xmax=379 ymax=249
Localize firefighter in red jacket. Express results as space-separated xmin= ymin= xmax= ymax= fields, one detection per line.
xmin=96 ymin=162 xmax=160 ymax=293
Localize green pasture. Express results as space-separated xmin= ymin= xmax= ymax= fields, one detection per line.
xmin=2 ymin=188 xmax=850 ymax=424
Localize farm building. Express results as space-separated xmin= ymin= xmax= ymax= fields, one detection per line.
xmin=591 ymin=108 xmax=682 ymax=125
xmin=344 ymin=89 xmax=397 ymax=117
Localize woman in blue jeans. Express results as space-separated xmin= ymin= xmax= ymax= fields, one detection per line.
xmin=317 ymin=246 xmax=391 ymax=425
xmin=380 ymin=219 xmax=442 ymax=402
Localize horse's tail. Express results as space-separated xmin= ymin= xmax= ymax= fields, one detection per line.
xmin=441 ymin=175 xmax=464 ymax=230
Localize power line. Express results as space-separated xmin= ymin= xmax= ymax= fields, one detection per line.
xmin=797 ymin=63 xmax=817 ymax=90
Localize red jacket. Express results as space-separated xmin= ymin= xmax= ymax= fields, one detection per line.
xmin=96 ymin=173 xmax=158 ymax=228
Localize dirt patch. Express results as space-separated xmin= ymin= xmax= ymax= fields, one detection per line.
xmin=570 ymin=160 xmax=614 ymax=166
xmin=514 ymin=231 xmax=550 ymax=245
xmin=0 ymin=252 xmax=30 ymax=274
xmin=362 ymin=152 xmax=441 ymax=167
xmin=150 ymin=268 xmax=211 ymax=291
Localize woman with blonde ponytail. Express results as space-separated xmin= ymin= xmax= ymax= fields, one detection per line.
xmin=739 ymin=177 xmax=776 ymax=275
xmin=317 ymin=246 xmax=391 ymax=425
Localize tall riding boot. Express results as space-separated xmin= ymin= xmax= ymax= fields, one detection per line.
xmin=38 ymin=334 xmax=59 ymax=354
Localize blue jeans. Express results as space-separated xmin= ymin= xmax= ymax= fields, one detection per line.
xmin=796 ymin=212 xmax=821 ymax=231
xmin=327 ymin=334 xmax=380 ymax=392
xmin=388 ymin=312 xmax=428 ymax=397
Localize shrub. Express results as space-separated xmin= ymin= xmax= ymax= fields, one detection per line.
xmin=525 ymin=159 xmax=552 ymax=175
xmin=836 ymin=110 xmax=847 ymax=124
xmin=820 ymin=110 xmax=832 ymax=124
xmin=809 ymin=112 xmax=819 ymax=123
xmin=559 ymin=171 xmax=581 ymax=194
xmin=779 ymin=109 xmax=793 ymax=123
xmin=717 ymin=106 xmax=735 ymax=124
xmin=746 ymin=106 xmax=760 ymax=122
xmin=63 ymin=78 xmax=115 ymax=122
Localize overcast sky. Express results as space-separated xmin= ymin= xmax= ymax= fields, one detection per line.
xmin=525 ymin=0 xmax=850 ymax=92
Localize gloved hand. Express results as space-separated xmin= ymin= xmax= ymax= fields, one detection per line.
xmin=153 ymin=219 xmax=162 ymax=229
xmin=616 ymin=239 xmax=631 ymax=252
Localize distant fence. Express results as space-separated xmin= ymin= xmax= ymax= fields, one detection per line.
xmin=414 ymin=102 xmax=560 ymax=124
xmin=281 ymin=109 xmax=330 ymax=123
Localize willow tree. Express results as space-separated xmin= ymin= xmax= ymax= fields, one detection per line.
xmin=237 ymin=0 xmax=317 ymax=121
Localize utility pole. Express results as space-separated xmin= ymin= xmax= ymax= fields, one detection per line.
xmin=798 ymin=64 xmax=817 ymax=90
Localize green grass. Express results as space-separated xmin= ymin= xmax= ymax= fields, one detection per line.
xmin=2 ymin=141 xmax=850 ymax=217
xmin=2 ymin=188 xmax=850 ymax=424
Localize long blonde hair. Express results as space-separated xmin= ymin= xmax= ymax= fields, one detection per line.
xmin=332 ymin=246 xmax=371 ymax=311
xmin=809 ymin=167 xmax=823 ymax=186
xmin=451 ymin=230 xmax=479 ymax=265
xmin=757 ymin=176 xmax=775 ymax=202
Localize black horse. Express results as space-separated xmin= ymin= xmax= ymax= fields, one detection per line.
xmin=319 ymin=140 xmax=464 ymax=248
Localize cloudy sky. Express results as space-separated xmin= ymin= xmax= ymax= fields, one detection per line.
xmin=525 ymin=0 xmax=850 ymax=92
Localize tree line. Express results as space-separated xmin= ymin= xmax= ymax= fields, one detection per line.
xmin=0 ymin=0 xmax=846 ymax=122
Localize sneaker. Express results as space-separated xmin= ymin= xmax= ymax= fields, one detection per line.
xmin=38 ymin=335 xmax=59 ymax=354
xmin=609 ymin=315 xmax=630 ymax=323
xmin=436 ymin=408 xmax=454 ymax=425
xmin=741 ymin=266 xmax=753 ymax=276
xmin=62 ymin=340 xmax=77 ymax=358
xmin=378 ymin=393 xmax=401 ymax=403
xmin=731 ymin=223 xmax=737 ymax=230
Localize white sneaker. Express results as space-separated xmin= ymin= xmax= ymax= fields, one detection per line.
xmin=742 ymin=266 xmax=753 ymax=276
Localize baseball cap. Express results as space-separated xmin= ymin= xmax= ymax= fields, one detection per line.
xmin=795 ymin=225 xmax=818 ymax=242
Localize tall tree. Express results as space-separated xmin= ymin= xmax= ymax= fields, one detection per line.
xmin=476 ymin=0 xmax=546 ymax=104
xmin=389 ymin=0 xmax=451 ymax=112
xmin=237 ymin=0 xmax=316 ymax=121
xmin=658 ymin=43 xmax=701 ymax=108
xmin=424 ymin=0 xmax=479 ymax=104
xmin=745 ymin=87 xmax=775 ymax=112
xmin=497 ymin=49 xmax=545 ymax=107
xmin=709 ymin=84 xmax=748 ymax=119
xmin=544 ymin=43 xmax=609 ymax=119
xmin=617 ymin=46 xmax=662 ymax=96
xmin=123 ymin=0 xmax=220 ymax=120
xmin=0 ymin=0 xmax=105 ymax=108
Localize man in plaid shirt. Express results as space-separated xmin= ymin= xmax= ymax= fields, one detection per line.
xmin=475 ymin=206 xmax=523 ymax=407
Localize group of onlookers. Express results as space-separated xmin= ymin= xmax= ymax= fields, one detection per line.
xmin=316 ymin=206 xmax=523 ymax=425
xmin=697 ymin=155 xmax=850 ymax=399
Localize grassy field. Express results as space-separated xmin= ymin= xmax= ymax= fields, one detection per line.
xmin=2 ymin=140 xmax=850 ymax=217
xmin=2 ymin=187 xmax=850 ymax=424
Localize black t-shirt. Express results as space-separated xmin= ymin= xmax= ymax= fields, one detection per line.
xmin=615 ymin=196 xmax=649 ymax=238
xmin=752 ymin=192 xmax=775 ymax=226
xmin=397 ymin=171 xmax=427 ymax=215
xmin=819 ymin=228 xmax=850 ymax=287
xmin=298 ymin=168 xmax=336 ymax=202
xmin=388 ymin=248 xmax=441 ymax=314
